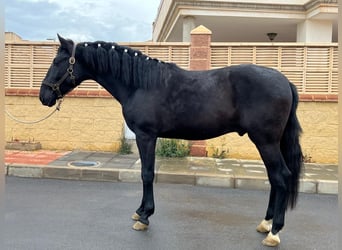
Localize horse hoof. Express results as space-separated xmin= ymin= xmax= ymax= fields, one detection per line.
xmin=132 ymin=221 xmax=148 ymax=231
xmin=131 ymin=212 xmax=140 ymax=221
xmin=256 ymin=219 xmax=272 ymax=233
xmin=262 ymin=232 xmax=280 ymax=247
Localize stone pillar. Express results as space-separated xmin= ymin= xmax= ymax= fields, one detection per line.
xmin=297 ymin=20 xmax=333 ymax=42
xmin=182 ymin=16 xmax=196 ymax=42
xmin=189 ymin=25 xmax=212 ymax=157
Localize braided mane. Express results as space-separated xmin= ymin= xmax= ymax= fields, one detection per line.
xmin=77 ymin=41 xmax=175 ymax=89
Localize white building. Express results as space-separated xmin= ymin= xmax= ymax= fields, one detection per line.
xmin=152 ymin=0 xmax=338 ymax=42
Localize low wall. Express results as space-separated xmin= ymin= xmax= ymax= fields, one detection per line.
xmin=5 ymin=93 xmax=338 ymax=164
xmin=206 ymin=101 xmax=338 ymax=163
xmin=4 ymin=34 xmax=338 ymax=164
xmin=5 ymin=95 xmax=124 ymax=152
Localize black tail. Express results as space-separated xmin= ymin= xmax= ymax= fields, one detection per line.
xmin=281 ymin=82 xmax=303 ymax=209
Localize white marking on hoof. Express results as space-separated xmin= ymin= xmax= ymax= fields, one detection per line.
xmin=132 ymin=221 xmax=148 ymax=231
xmin=256 ymin=219 xmax=272 ymax=233
xmin=262 ymin=232 xmax=280 ymax=247
xmin=131 ymin=212 xmax=140 ymax=221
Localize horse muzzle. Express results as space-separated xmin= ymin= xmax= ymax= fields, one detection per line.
xmin=40 ymin=97 xmax=57 ymax=107
xmin=39 ymin=88 xmax=57 ymax=107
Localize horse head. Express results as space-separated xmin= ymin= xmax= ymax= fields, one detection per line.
xmin=40 ymin=35 xmax=84 ymax=107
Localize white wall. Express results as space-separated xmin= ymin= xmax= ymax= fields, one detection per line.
xmin=297 ymin=20 xmax=333 ymax=42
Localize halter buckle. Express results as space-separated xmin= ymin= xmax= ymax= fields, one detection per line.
xmin=52 ymin=84 xmax=59 ymax=91
xmin=69 ymin=57 xmax=76 ymax=65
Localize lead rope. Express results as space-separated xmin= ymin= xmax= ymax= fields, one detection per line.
xmin=5 ymin=99 xmax=63 ymax=124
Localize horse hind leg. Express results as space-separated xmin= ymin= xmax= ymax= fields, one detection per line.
xmin=131 ymin=212 xmax=140 ymax=221
xmin=255 ymin=143 xmax=292 ymax=247
xmin=256 ymin=188 xmax=275 ymax=233
xmin=256 ymin=218 xmax=272 ymax=233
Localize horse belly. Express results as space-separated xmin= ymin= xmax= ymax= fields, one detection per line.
xmin=159 ymin=98 xmax=241 ymax=140
xmin=160 ymin=118 xmax=243 ymax=140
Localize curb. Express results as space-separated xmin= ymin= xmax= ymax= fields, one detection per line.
xmin=6 ymin=163 xmax=338 ymax=195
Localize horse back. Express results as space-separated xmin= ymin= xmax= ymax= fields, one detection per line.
xmin=124 ymin=64 xmax=293 ymax=140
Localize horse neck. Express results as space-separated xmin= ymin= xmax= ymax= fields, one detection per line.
xmin=77 ymin=42 xmax=170 ymax=104
xmin=92 ymin=73 xmax=132 ymax=105
xmin=75 ymin=44 xmax=131 ymax=105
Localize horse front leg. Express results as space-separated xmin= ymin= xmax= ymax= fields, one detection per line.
xmin=131 ymin=134 xmax=157 ymax=231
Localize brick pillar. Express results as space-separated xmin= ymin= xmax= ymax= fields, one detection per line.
xmin=190 ymin=25 xmax=212 ymax=70
xmin=189 ymin=25 xmax=212 ymax=157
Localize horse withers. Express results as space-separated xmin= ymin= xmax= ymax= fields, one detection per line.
xmin=40 ymin=35 xmax=303 ymax=247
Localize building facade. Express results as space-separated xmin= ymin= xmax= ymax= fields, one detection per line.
xmin=153 ymin=0 xmax=338 ymax=42
xmin=4 ymin=31 xmax=338 ymax=163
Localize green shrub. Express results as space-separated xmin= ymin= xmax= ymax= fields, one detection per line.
xmin=303 ymin=153 xmax=313 ymax=163
xmin=118 ymin=137 xmax=133 ymax=154
xmin=156 ymin=139 xmax=190 ymax=157
xmin=212 ymin=148 xmax=228 ymax=159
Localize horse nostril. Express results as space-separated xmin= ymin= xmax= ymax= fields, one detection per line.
xmin=39 ymin=95 xmax=50 ymax=106
xmin=39 ymin=95 xmax=44 ymax=104
xmin=40 ymin=98 xmax=47 ymax=106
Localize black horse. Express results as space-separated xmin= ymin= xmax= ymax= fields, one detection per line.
xmin=40 ymin=35 xmax=302 ymax=247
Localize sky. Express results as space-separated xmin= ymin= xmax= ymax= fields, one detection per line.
xmin=5 ymin=0 xmax=161 ymax=42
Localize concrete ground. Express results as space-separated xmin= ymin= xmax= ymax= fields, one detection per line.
xmin=3 ymin=177 xmax=338 ymax=250
xmin=4 ymin=150 xmax=338 ymax=194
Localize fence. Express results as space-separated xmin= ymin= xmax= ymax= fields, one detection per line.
xmin=211 ymin=43 xmax=338 ymax=94
xmin=4 ymin=39 xmax=338 ymax=163
xmin=4 ymin=41 xmax=338 ymax=95
xmin=4 ymin=42 xmax=190 ymax=90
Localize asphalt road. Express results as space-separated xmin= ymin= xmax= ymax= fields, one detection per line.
xmin=2 ymin=177 xmax=338 ymax=250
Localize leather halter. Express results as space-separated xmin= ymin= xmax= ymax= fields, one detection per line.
xmin=43 ymin=43 xmax=77 ymax=98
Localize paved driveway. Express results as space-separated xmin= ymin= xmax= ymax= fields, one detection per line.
xmin=3 ymin=177 xmax=338 ymax=250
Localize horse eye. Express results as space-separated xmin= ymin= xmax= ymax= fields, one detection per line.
xmin=52 ymin=56 xmax=65 ymax=65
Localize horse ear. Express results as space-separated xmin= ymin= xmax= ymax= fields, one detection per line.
xmin=57 ymin=34 xmax=74 ymax=55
